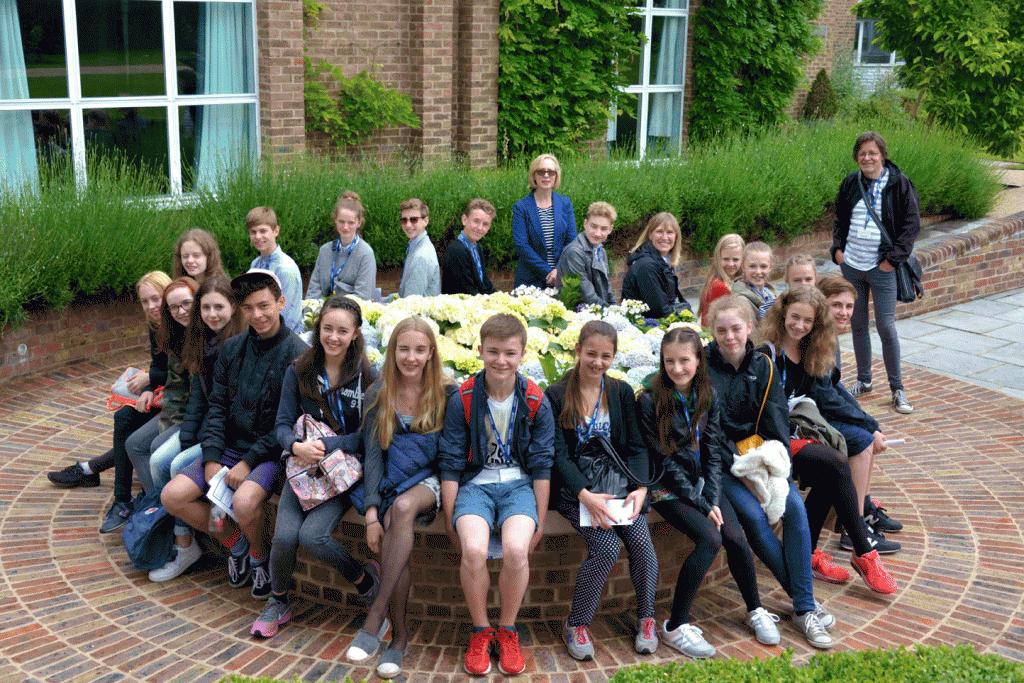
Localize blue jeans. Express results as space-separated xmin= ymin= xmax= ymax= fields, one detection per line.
xmin=721 ymin=472 xmax=815 ymax=613
xmin=840 ymin=262 xmax=903 ymax=392
xmin=151 ymin=438 xmax=202 ymax=536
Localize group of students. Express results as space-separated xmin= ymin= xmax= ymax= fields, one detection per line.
xmin=44 ymin=137 xmax=913 ymax=676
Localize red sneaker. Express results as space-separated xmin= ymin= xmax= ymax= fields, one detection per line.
xmin=464 ymin=627 xmax=495 ymax=675
xmin=812 ymin=548 xmax=850 ymax=584
xmin=495 ymin=626 xmax=526 ymax=675
xmin=850 ymin=549 xmax=898 ymax=594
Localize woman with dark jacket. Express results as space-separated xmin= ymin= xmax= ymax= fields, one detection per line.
xmin=705 ymin=295 xmax=835 ymax=650
xmin=638 ymin=327 xmax=777 ymax=659
xmin=756 ymin=287 xmax=899 ymax=593
xmin=512 ymin=153 xmax=577 ymax=289
xmin=622 ymin=213 xmax=691 ymax=318
xmin=545 ymin=321 xmax=658 ymax=661
xmin=251 ymin=297 xmax=379 ymax=639
xmin=831 ymin=131 xmax=920 ymax=415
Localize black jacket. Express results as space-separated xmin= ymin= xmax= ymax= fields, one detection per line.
xmin=763 ymin=345 xmax=879 ymax=434
xmin=441 ymin=237 xmax=496 ymax=296
xmin=178 ymin=331 xmax=222 ymax=449
xmin=545 ymin=375 xmax=649 ymax=503
xmin=146 ymin=326 xmax=168 ymax=392
xmin=637 ymin=389 xmax=726 ymax=514
xmin=274 ymin=362 xmax=376 ymax=456
xmin=705 ymin=340 xmax=790 ymax=469
xmin=831 ymin=159 xmax=921 ymax=268
xmin=201 ymin=320 xmax=307 ymax=468
xmin=621 ymin=241 xmax=690 ymax=319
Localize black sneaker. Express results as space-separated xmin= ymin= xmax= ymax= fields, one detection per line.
xmin=228 ymin=540 xmax=252 ymax=589
xmin=251 ymin=559 xmax=272 ymax=600
xmin=839 ymin=528 xmax=900 ymax=555
xmin=49 ymin=463 xmax=101 ymax=488
xmin=99 ymin=500 xmax=133 ymax=533
xmin=864 ymin=500 xmax=903 ymax=533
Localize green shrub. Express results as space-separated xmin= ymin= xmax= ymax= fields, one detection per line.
xmin=804 ymin=69 xmax=839 ymax=120
xmin=608 ymin=645 xmax=1024 ymax=683
xmin=0 ymin=121 xmax=1000 ymax=329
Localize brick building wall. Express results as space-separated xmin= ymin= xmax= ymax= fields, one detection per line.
xmin=791 ymin=0 xmax=859 ymax=117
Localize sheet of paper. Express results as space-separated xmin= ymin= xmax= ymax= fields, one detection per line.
xmin=579 ymin=498 xmax=635 ymax=527
xmin=205 ymin=466 xmax=238 ymax=523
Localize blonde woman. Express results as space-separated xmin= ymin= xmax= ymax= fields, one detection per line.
xmin=512 ymin=153 xmax=578 ymax=289
xmin=698 ymin=233 xmax=745 ymax=322
xmin=622 ymin=212 xmax=691 ymax=319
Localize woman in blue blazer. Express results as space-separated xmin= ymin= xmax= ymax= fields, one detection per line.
xmin=512 ymin=153 xmax=577 ymax=289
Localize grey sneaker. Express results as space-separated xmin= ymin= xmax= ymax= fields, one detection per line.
xmin=251 ymin=594 xmax=292 ymax=638
xmin=634 ymin=617 xmax=658 ymax=654
xmin=794 ymin=611 xmax=834 ymax=649
xmin=562 ymin=623 xmax=595 ymax=661
xmin=99 ymin=500 xmax=133 ymax=534
xmin=847 ymin=380 xmax=873 ymax=397
xmin=892 ymin=390 xmax=913 ymax=414
xmin=660 ymin=620 xmax=715 ymax=659
xmin=745 ymin=607 xmax=780 ymax=645
xmin=813 ymin=600 xmax=836 ymax=630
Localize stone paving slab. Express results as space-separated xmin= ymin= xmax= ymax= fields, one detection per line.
xmin=1 ymin=348 xmax=1023 ymax=682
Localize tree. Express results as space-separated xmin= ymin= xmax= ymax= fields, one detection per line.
xmin=856 ymin=0 xmax=1024 ymax=158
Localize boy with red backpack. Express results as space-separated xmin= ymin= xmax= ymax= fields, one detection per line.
xmin=439 ymin=313 xmax=555 ymax=676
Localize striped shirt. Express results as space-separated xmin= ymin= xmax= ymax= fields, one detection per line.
xmin=539 ymin=205 xmax=556 ymax=267
xmin=844 ymin=169 xmax=889 ymax=271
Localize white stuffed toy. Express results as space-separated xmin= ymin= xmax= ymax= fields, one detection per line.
xmin=730 ymin=440 xmax=791 ymax=524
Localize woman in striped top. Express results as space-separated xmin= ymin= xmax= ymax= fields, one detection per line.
xmin=831 ymin=132 xmax=920 ymax=415
xmin=512 ymin=153 xmax=578 ymax=290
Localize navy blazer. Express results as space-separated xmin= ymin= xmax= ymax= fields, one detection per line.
xmin=512 ymin=191 xmax=577 ymax=288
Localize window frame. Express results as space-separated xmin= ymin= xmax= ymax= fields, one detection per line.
xmin=614 ymin=0 xmax=688 ymax=159
xmin=853 ymin=18 xmax=903 ymax=67
xmin=0 ymin=0 xmax=260 ymax=197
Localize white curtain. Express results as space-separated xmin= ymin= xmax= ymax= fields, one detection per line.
xmin=648 ymin=0 xmax=685 ymax=142
xmin=0 ymin=0 xmax=39 ymax=191
xmin=195 ymin=2 xmax=254 ymax=191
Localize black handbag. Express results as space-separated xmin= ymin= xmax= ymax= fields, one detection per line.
xmin=573 ymin=434 xmax=662 ymax=500
xmin=856 ymin=178 xmax=923 ymax=303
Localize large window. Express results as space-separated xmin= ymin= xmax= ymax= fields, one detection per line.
xmin=853 ymin=19 xmax=901 ymax=66
xmin=608 ymin=0 xmax=687 ymax=159
xmin=0 ymin=0 xmax=258 ymax=195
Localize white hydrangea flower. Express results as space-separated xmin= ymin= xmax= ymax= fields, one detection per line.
xmin=626 ymin=365 xmax=657 ymax=387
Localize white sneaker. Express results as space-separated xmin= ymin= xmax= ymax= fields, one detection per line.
xmin=659 ymin=620 xmax=715 ymax=659
xmin=745 ymin=607 xmax=780 ymax=645
xmin=149 ymin=539 xmax=202 ymax=582
xmin=813 ymin=600 xmax=836 ymax=630
xmin=794 ymin=611 xmax=834 ymax=649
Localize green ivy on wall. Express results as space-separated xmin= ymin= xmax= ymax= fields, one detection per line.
xmin=301 ymin=0 xmax=420 ymax=149
xmin=497 ymin=0 xmax=642 ymax=162
xmin=688 ymin=0 xmax=823 ymax=141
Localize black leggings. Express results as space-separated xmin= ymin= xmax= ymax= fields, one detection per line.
xmin=112 ymin=405 xmax=158 ymax=502
xmin=792 ymin=442 xmax=872 ymax=557
xmin=653 ymin=495 xmax=761 ymax=629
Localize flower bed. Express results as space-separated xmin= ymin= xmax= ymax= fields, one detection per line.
xmin=304 ymin=288 xmax=708 ymax=390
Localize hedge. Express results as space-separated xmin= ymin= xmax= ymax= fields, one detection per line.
xmin=0 ymin=119 xmax=1000 ymax=328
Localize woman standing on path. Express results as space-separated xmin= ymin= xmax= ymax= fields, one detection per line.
xmin=512 ymin=154 xmax=577 ymax=290
xmin=831 ymin=131 xmax=920 ymax=415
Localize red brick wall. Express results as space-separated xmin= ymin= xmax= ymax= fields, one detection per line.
xmin=257 ymin=1 xmax=307 ymax=159
xmin=0 ymin=296 xmax=148 ymax=385
xmin=792 ymin=0 xmax=859 ymax=117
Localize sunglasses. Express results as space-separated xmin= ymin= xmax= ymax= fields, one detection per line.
xmin=535 ymin=168 xmax=557 ymax=177
xmin=400 ymin=216 xmax=423 ymax=225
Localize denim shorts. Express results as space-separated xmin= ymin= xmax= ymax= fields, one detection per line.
xmin=180 ymin=449 xmax=282 ymax=495
xmin=454 ymin=477 xmax=538 ymax=532
xmin=832 ymin=421 xmax=874 ymax=456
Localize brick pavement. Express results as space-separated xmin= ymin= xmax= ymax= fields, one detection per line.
xmin=1 ymin=349 xmax=1022 ymax=682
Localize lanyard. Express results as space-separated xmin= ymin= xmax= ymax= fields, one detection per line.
xmin=862 ymin=169 xmax=888 ymax=234
xmin=328 ymin=236 xmax=360 ymax=296
xmin=575 ymin=375 xmax=605 ymax=444
xmin=458 ymin=233 xmax=484 ymax=285
xmin=746 ymin=283 xmax=771 ymax=304
xmin=319 ymin=370 xmax=347 ymax=434
xmin=675 ymin=390 xmax=700 ymax=444
xmin=486 ymin=395 xmax=518 ymax=465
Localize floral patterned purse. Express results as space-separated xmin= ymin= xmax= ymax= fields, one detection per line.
xmin=286 ymin=415 xmax=362 ymax=511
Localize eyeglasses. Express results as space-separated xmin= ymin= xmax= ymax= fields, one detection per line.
xmin=535 ymin=168 xmax=557 ymax=177
xmin=400 ymin=216 xmax=423 ymax=225
xmin=168 ymin=299 xmax=194 ymax=313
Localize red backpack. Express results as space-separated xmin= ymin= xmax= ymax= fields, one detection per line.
xmin=459 ymin=375 xmax=544 ymax=463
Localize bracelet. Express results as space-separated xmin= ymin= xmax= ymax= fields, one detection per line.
xmin=366 ymin=520 xmax=381 ymax=526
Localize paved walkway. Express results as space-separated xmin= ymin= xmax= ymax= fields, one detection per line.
xmin=1 ymin=301 xmax=1023 ymax=681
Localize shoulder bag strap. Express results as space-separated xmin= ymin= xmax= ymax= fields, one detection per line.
xmin=856 ymin=175 xmax=896 ymax=245
xmin=752 ymin=352 xmax=774 ymax=434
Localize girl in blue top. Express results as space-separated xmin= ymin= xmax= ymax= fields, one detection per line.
xmin=345 ymin=317 xmax=455 ymax=679
xmin=512 ymin=153 xmax=577 ymax=289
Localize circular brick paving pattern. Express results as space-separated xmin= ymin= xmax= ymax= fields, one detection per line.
xmin=1 ymin=349 xmax=1022 ymax=682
